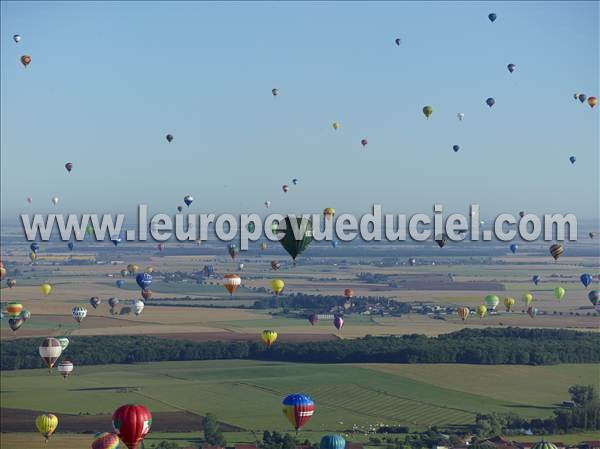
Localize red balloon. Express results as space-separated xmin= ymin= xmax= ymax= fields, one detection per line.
xmin=141 ymin=289 xmax=152 ymax=301
xmin=112 ymin=404 xmax=152 ymax=449
xmin=361 ymin=139 xmax=368 ymax=147
xmin=344 ymin=288 xmax=353 ymax=299
xmin=20 ymin=55 xmax=31 ymax=67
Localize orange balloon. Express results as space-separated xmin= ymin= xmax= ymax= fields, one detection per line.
xmin=20 ymin=55 xmax=31 ymax=67
xmin=588 ymin=96 xmax=598 ymax=108
xmin=223 ymin=274 xmax=241 ymax=295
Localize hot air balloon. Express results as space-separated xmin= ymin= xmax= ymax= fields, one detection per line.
xmin=112 ymin=404 xmax=152 ymax=449
xmin=65 ymin=162 xmax=73 ymax=173
xmin=127 ymin=264 xmax=139 ymax=275
xmin=344 ymin=288 xmax=353 ymax=299
xmin=184 ymin=195 xmax=193 ymax=207
xmin=422 ymin=106 xmax=433 ymax=119
xmin=510 ymin=244 xmax=518 ymax=254
xmin=27 ymin=196 xmax=32 ymax=203
xmin=264 ymin=200 xmax=271 ymax=208
xmin=484 ymin=295 xmax=500 ymax=311
xmin=13 ymin=34 xmax=21 ymax=43
xmin=435 ymin=234 xmax=447 ymax=248
xmin=580 ymin=273 xmax=593 ymax=288
xmin=141 ymin=289 xmax=152 ymax=301
xmin=18 ymin=309 xmax=30 ymax=321
xmin=72 ymin=306 xmax=87 ymax=324
xmin=272 ymin=279 xmax=285 ymax=295
xmin=527 ymin=306 xmax=538 ymax=318
xmin=6 ymin=302 xmax=23 ymax=317
xmin=321 ymin=435 xmax=346 ymax=449
xmin=57 ymin=337 xmax=69 ymax=351
xmin=227 ymin=243 xmax=239 ymax=259
xmin=276 ymin=216 xmax=313 ymax=261
xmin=282 ymin=394 xmax=314 ymax=431
xmin=261 ymin=330 xmax=278 ymax=347
xmin=166 ymin=134 xmax=173 ymax=143
xmin=20 ymin=55 xmax=31 ymax=67
xmin=590 ymin=232 xmax=598 ymax=239
xmin=507 ymin=63 xmax=516 ymax=73
xmin=519 ymin=211 xmax=525 ymax=218
xmin=90 ymin=297 xmax=101 ymax=309
xmin=292 ymin=178 xmax=299 ymax=185
xmin=457 ymin=307 xmax=469 ymax=320
xmin=177 ymin=205 xmax=183 ymax=213
xmin=588 ymin=290 xmax=599 ymax=306
xmin=120 ymin=269 xmax=129 ymax=277
xmin=92 ymin=432 xmax=121 ymax=449
xmin=57 ymin=361 xmax=74 ymax=379
xmin=51 ymin=196 xmax=59 ymax=205
xmin=569 ymin=156 xmax=576 ymax=164
xmin=457 ymin=112 xmax=464 ymax=121
xmin=522 ymin=292 xmax=534 ymax=306
xmin=453 ymin=145 xmax=460 ymax=153
xmin=476 ymin=304 xmax=487 ymax=318
xmin=39 ymin=337 xmax=62 ymax=370
xmin=36 ymin=413 xmax=58 ymax=441
xmin=111 ymin=234 xmax=122 ymax=246
xmin=108 ymin=297 xmax=119 ymax=314
xmin=40 ymin=283 xmax=52 ymax=295
xmin=588 ymin=97 xmax=598 ymax=108
xmin=549 ymin=244 xmax=564 ymax=260
xmin=334 ymin=316 xmax=344 ymax=331
xmin=203 ymin=265 xmax=215 ymax=277
xmin=331 ymin=240 xmax=338 ymax=248
xmin=7 ymin=278 xmax=16 ymax=288
xmin=554 ymin=287 xmax=565 ymax=300
xmin=323 ymin=207 xmax=336 ymax=220
xmin=67 ymin=241 xmax=74 ymax=251
xmin=223 ymin=274 xmax=242 ymax=296
xmin=488 ymin=13 xmax=497 ymax=22
xmin=395 ymin=38 xmax=401 ymax=46
xmin=116 ymin=280 xmax=125 ymax=288
xmin=271 ymin=260 xmax=282 ymax=271
xmin=332 ymin=121 xmax=340 ymax=130
xmin=486 ymin=98 xmax=495 ymax=108
xmin=361 ymin=139 xmax=368 ymax=147
xmin=578 ymin=94 xmax=587 ymax=103
xmin=133 ymin=300 xmax=144 ymax=316
xmin=136 ymin=273 xmax=152 ymax=289
xmin=532 ymin=275 xmax=540 ymax=285
xmin=238 ymin=263 xmax=244 ymax=271
xmin=272 ymin=88 xmax=279 ymax=96
xmin=282 ymin=184 xmax=289 ymax=193
xmin=30 ymin=242 xmax=40 ymax=252
xmin=308 ymin=313 xmax=318 ymax=325
xmin=504 ymin=296 xmax=516 ymax=312
xmin=145 ymin=266 xmax=154 ymax=274
xmin=8 ymin=317 xmax=24 ymax=333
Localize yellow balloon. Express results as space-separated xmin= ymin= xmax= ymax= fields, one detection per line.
xmin=271 ymin=279 xmax=285 ymax=295
xmin=476 ymin=304 xmax=487 ymax=318
xmin=145 ymin=266 xmax=154 ymax=273
xmin=323 ymin=207 xmax=336 ymax=219
xmin=554 ymin=287 xmax=566 ymax=300
xmin=422 ymin=105 xmax=433 ymax=119
xmin=29 ymin=252 xmax=37 ymax=262
xmin=36 ymin=413 xmax=58 ymax=441
xmin=522 ymin=292 xmax=533 ymax=306
xmin=40 ymin=283 xmax=52 ymax=296
xmin=0 ymin=266 xmax=6 ymax=279
xmin=332 ymin=121 xmax=340 ymax=130
xmin=261 ymin=329 xmax=278 ymax=347
xmin=127 ymin=264 xmax=139 ymax=274
xmin=503 ymin=296 xmax=516 ymax=312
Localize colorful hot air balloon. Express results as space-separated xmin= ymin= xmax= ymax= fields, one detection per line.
xmin=549 ymin=243 xmax=564 ymax=260
xmin=65 ymin=162 xmax=73 ymax=173
xmin=20 ymin=55 xmax=31 ymax=67
xmin=554 ymin=287 xmax=565 ymax=300
xmin=486 ymin=97 xmax=495 ymax=108
xmin=588 ymin=96 xmax=598 ymax=108
xmin=507 ymin=63 xmax=516 ymax=73
xmin=136 ymin=273 xmax=152 ymax=289
xmin=272 ymin=88 xmax=279 ymax=96
xmin=422 ymin=106 xmax=433 ymax=119
xmin=29 ymin=251 xmax=37 ymax=262
xmin=569 ymin=156 xmax=576 ymax=164
xmin=271 ymin=261 xmax=281 ymax=270
xmin=6 ymin=302 xmax=23 ymax=318
xmin=344 ymin=288 xmax=353 ymax=299
xmin=361 ymin=139 xmax=368 ymax=147
xmin=334 ymin=316 xmax=344 ymax=331
xmin=532 ymin=275 xmax=540 ymax=285
xmin=510 ymin=244 xmax=518 ymax=254
xmin=0 ymin=265 xmax=5 ymax=279
xmin=40 ymin=283 xmax=52 ymax=295
xmin=264 ymin=200 xmax=271 ymax=208
xmin=166 ymin=134 xmax=173 ymax=143
xmin=282 ymin=394 xmax=314 ymax=431
xmin=522 ymin=292 xmax=534 ymax=306
xmin=57 ymin=337 xmax=69 ymax=351
xmin=7 ymin=278 xmax=16 ymax=288
xmin=13 ymin=34 xmax=21 ymax=43
xmin=484 ymin=295 xmax=500 ymax=311
xmin=142 ymin=289 xmax=152 ymax=301
xmin=223 ymin=274 xmax=242 ymax=296
xmin=578 ymin=93 xmax=587 ymax=103
xmin=260 ymin=242 xmax=268 ymax=251
xmin=183 ymin=195 xmax=193 ymax=207
xmin=476 ymin=304 xmax=487 ymax=318
xmin=408 ymin=257 xmax=416 ymax=266
xmin=92 ymin=432 xmax=121 ymax=449
xmin=112 ymin=404 xmax=152 ymax=449
xmin=457 ymin=307 xmax=469 ymax=320
xmin=57 ymin=361 xmax=74 ymax=379
xmin=580 ymin=274 xmax=593 ymax=288
xmin=588 ymin=290 xmax=599 ymax=306
xmin=452 ymin=145 xmax=460 ymax=152
xmin=68 ymin=241 xmax=74 ymax=251
xmin=308 ymin=313 xmax=318 ymax=325
xmin=72 ymin=306 xmax=87 ymax=324
xmin=395 ymin=38 xmax=401 ymax=46
xmin=457 ymin=112 xmax=464 ymax=121
xmin=276 ymin=216 xmax=313 ymax=261
xmin=488 ymin=13 xmax=497 ymax=22
xmin=127 ymin=264 xmax=139 ymax=275
xmin=323 ymin=207 xmax=336 ymax=220
xmin=108 ymin=297 xmax=119 ymax=314
xmin=39 ymin=337 xmax=62 ymax=370
xmin=8 ymin=317 xmax=24 ymax=333
xmin=332 ymin=121 xmax=340 ymax=130
xmin=90 ymin=297 xmax=101 ymax=309
xmin=227 ymin=243 xmax=239 ymax=259
xmin=261 ymin=330 xmax=278 ymax=347
xmin=177 ymin=205 xmax=183 ymax=212
xmin=527 ymin=306 xmax=538 ymax=318
xmin=321 ymin=435 xmax=346 ymax=449
xmin=36 ymin=413 xmax=58 ymax=441
xmin=20 ymin=309 xmax=31 ymax=321
xmin=504 ymin=296 xmax=516 ymax=312
xmin=271 ymin=279 xmax=285 ymax=296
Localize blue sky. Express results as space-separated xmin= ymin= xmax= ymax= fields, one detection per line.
xmin=1 ymin=1 xmax=598 ymax=222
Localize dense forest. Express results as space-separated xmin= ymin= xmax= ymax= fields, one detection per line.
xmin=2 ymin=328 xmax=599 ymax=371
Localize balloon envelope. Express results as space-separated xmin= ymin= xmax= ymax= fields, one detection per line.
xmin=112 ymin=404 xmax=152 ymax=449
xmin=282 ymin=394 xmax=314 ymax=431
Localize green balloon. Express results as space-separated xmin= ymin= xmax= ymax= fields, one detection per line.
xmin=277 ymin=216 xmax=313 ymax=261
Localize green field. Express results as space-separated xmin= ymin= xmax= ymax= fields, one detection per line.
xmin=2 ymin=360 xmax=595 ymax=433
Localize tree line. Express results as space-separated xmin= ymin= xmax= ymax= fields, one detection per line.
xmin=2 ymin=328 xmax=599 ymax=371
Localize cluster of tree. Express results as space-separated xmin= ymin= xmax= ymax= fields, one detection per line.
xmin=2 ymin=328 xmax=599 ymax=371
xmin=203 ymin=413 xmax=227 ymax=446
xmin=260 ymin=431 xmax=311 ymax=449
xmin=475 ymin=385 xmax=600 ymax=436
xmin=369 ymin=428 xmax=464 ymax=449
